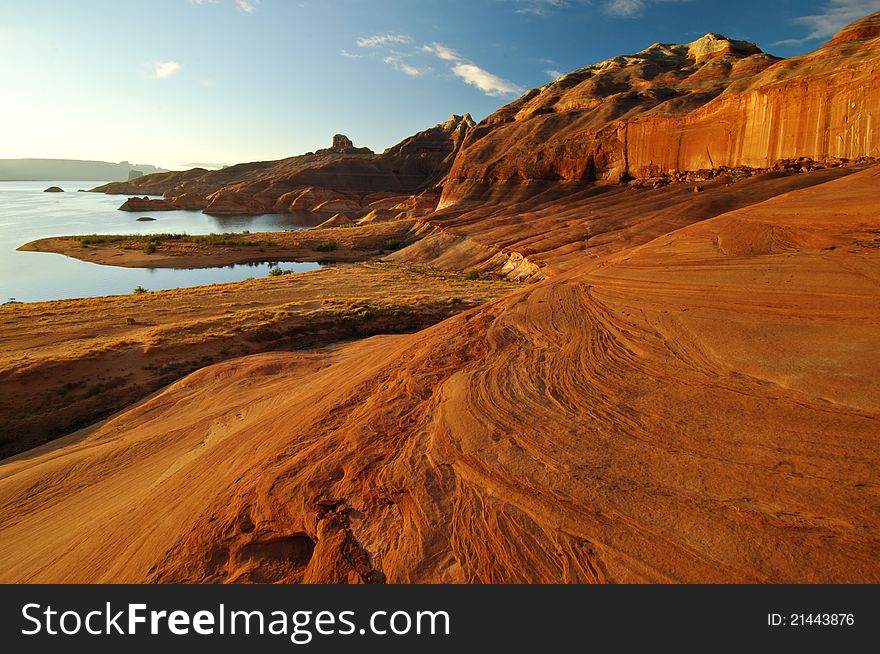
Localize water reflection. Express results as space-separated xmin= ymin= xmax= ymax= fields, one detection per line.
xmin=0 ymin=181 xmax=322 ymax=303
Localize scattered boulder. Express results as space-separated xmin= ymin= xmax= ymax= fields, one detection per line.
xmin=44 ymin=186 xmax=64 ymax=193
xmin=119 ymin=196 xmax=177 ymax=212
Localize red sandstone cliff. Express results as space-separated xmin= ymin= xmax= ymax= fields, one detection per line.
xmin=439 ymin=13 xmax=880 ymax=207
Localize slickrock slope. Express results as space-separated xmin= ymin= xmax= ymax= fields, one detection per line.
xmin=2 ymin=14 xmax=879 ymax=585
xmin=2 ymin=167 xmax=877 ymax=584
xmin=0 ymin=263 xmax=515 ymax=458
xmin=93 ymin=115 xmax=475 ymax=222
xmin=440 ymin=14 xmax=880 ymax=206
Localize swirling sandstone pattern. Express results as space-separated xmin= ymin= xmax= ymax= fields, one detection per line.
xmin=1 ymin=15 xmax=879 ymax=584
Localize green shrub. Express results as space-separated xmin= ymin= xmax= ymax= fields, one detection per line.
xmin=133 ymin=286 xmax=148 ymax=294
xmin=383 ymin=238 xmax=404 ymax=251
xmin=268 ymin=267 xmax=283 ymax=277
xmin=143 ymin=242 xmax=156 ymax=254
xmin=313 ymin=240 xmax=338 ymax=252
xmin=463 ymin=270 xmax=481 ymax=281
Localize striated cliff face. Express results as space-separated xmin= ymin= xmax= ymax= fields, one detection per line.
xmin=94 ymin=115 xmax=475 ymax=220
xmin=440 ymin=13 xmax=880 ymax=207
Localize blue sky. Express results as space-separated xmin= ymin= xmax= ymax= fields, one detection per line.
xmin=2 ymin=0 xmax=878 ymax=169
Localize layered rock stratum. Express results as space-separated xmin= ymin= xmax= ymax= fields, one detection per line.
xmin=94 ymin=115 xmax=475 ymax=222
xmin=440 ymin=13 xmax=880 ymax=206
xmin=2 ymin=13 xmax=879 ymax=584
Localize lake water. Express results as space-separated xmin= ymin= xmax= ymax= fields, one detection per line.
xmin=0 ymin=181 xmax=321 ymax=303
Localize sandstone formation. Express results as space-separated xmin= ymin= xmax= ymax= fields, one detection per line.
xmin=315 ymin=213 xmax=355 ymax=229
xmin=93 ymin=118 xmax=475 ymax=222
xmin=440 ymin=14 xmax=880 ymax=207
xmin=2 ymin=14 xmax=879 ymax=585
xmin=2 ymin=168 xmax=878 ymax=583
xmin=119 ymin=196 xmax=177 ymax=211
xmin=43 ymin=186 xmax=63 ymax=193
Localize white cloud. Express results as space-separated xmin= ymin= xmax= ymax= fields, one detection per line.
xmin=451 ymin=63 xmax=523 ymax=96
xmin=356 ymin=33 xmax=412 ymax=48
xmin=150 ymin=61 xmax=181 ymax=79
xmin=384 ymin=55 xmax=429 ymax=77
xmin=420 ymin=41 xmax=522 ymax=96
xmin=237 ymin=0 xmax=257 ymax=12
xmin=420 ymin=42 xmax=462 ymax=61
xmin=546 ymin=69 xmax=563 ymax=79
xmin=509 ymin=0 xmax=569 ymax=15
xmin=604 ymin=0 xmax=645 ymax=16
xmin=357 ymin=35 xmax=522 ymax=97
xmin=340 ymin=48 xmax=363 ymax=59
xmin=774 ymin=0 xmax=880 ymax=45
xmin=505 ymin=0 xmax=695 ymax=18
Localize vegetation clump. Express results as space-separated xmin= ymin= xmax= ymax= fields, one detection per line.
xmin=383 ymin=238 xmax=405 ymax=251
xmin=313 ymin=240 xmax=338 ymax=252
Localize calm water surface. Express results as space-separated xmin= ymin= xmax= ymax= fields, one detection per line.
xmin=0 ymin=181 xmax=321 ymax=302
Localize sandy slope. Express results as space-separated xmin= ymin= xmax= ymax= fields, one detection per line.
xmin=1 ymin=168 xmax=877 ymax=583
xmin=0 ymin=264 xmax=515 ymax=457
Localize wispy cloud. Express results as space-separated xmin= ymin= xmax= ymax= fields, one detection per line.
xmin=420 ymin=42 xmax=461 ymax=61
xmin=384 ymin=55 xmax=430 ymax=77
xmin=150 ymin=61 xmax=181 ymax=79
xmin=356 ymin=33 xmax=412 ymax=48
xmin=511 ymin=0 xmax=569 ymax=16
xmin=774 ymin=0 xmax=880 ymax=45
xmin=420 ymin=41 xmax=522 ymax=96
xmin=353 ymin=34 xmax=521 ymax=96
xmin=450 ymin=63 xmax=524 ymax=96
xmin=546 ymin=69 xmax=563 ymax=79
xmin=236 ymin=0 xmax=257 ymax=12
xmin=340 ymin=48 xmax=363 ymax=59
xmin=505 ymin=0 xmax=694 ymax=18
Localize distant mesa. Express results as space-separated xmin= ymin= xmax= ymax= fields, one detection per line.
xmin=119 ymin=196 xmax=177 ymax=212
xmin=0 ymin=158 xmax=167 ymax=182
xmin=128 ymin=169 xmax=144 ymax=181
xmin=43 ymin=186 xmax=64 ymax=193
xmin=136 ymin=216 xmax=157 ymax=222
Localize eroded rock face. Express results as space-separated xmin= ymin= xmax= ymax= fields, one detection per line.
xmin=440 ymin=13 xmax=880 ymax=207
xmin=92 ymin=119 xmax=473 ymax=220
xmin=119 ymin=196 xmax=177 ymax=211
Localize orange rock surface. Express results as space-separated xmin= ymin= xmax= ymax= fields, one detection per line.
xmin=2 ymin=167 xmax=877 ymax=583
xmin=2 ymin=14 xmax=879 ymax=584
xmin=440 ymin=13 xmax=880 ymax=206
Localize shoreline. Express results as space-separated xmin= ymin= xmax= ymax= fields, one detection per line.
xmin=0 ymin=261 xmax=517 ymax=458
xmin=17 ymin=220 xmax=417 ymax=269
